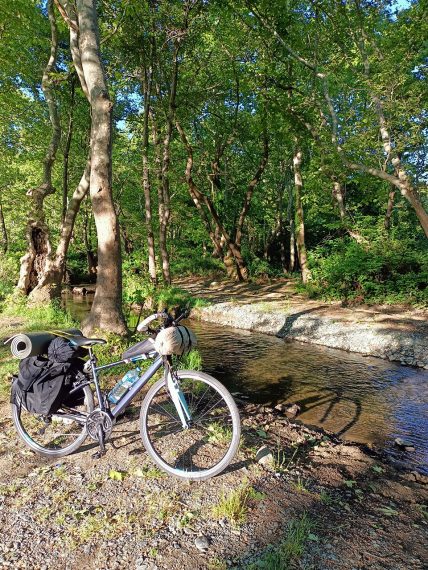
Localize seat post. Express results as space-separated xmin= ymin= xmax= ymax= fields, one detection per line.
xmin=88 ymin=347 xmax=105 ymax=411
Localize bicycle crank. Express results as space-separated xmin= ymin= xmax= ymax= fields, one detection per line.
xmin=86 ymin=410 xmax=113 ymax=442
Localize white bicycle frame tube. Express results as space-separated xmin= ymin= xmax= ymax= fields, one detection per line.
xmin=166 ymin=370 xmax=192 ymax=429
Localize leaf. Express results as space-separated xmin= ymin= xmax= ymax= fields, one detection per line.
xmin=372 ymin=465 xmax=384 ymax=474
xmin=344 ymin=480 xmax=357 ymax=488
xmin=308 ymin=533 xmax=319 ymax=542
xmin=109 ymin=469 xmax=127 ymax=481
xmin=377 ymin=506 xmax=399 ymax=516
xmin=256 ymin=429 xmax=268 ymax=438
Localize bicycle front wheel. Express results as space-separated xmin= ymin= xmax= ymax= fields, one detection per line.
xmin=11 ymin=385 xmax=94 ymax=458
xmin=140 ymin=370 xmax=241 ymax=480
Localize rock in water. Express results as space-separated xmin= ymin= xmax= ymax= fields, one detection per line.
xmin=72 ymin=286 xmax=87 ymax=296
xmin=394 ymin=438 xmax=415 ymax=451
xmin=285 ymin=404 xmax=301 ymax=418
xmin=274 ymin=403 xmax=301 ymax=418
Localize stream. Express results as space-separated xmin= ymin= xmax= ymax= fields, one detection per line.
xmin=64 ymin=292 xmax=428 ymax=473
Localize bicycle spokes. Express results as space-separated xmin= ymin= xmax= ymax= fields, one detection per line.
xmin=144 ymin=376 xmax=236 ymax=474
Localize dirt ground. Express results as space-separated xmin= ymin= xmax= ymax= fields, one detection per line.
xmin=0 ymin=395 xmax=427 ymax=570
xmin=176 ymin=276 xmax=428 ymax=332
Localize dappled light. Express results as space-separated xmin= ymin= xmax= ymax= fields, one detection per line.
xmin=0 ymin=0 xmax=427 ymax=567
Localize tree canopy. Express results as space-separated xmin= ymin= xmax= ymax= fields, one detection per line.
xmin=0 ymin=0 xmax=427 ymax=328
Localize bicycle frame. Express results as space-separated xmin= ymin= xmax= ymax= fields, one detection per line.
xmin=84 ymin=348 xmax=191 ymax=427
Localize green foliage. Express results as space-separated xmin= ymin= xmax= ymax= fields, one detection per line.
xmin=175 ymin=349 xmax=202 ymax=371
xmin=300 ymin=235 xmax=428 ymax=306
xmin=170 ymin=247 xmax=225 ymax=277
xmin=123 ymin=264 xmax=205 ymax=315
xmin=0 ymin=0 xmax=427 ymax=322
xmin=0 ymin=256 xmax=19 ymax=305
xmin=248 ymin=256 xmax=283 ymax=279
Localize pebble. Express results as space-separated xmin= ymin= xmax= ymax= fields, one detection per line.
xmin=255 ymin=445 xmax=274 ymax=465
xmin=195 ymin=535 xmax=210 ymax=552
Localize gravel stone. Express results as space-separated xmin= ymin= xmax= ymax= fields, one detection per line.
xmin=194 ymin=535 xmax=210 ymax=551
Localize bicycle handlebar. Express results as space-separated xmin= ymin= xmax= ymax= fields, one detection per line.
xmin=136 ymin=309 xmax=189 ymax=333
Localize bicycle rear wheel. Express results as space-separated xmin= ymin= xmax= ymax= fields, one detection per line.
xmin=140 ymin=370 xmax=241 ymax=480
xmin=11 ymin=385 xmax=94 ymax=458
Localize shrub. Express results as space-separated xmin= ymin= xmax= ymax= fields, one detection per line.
xmin=301 ymin=236 xmax=428 ymax=306
xmin=171 ymin=247 xmax=225 ymax=277
xmin=0 ymin=255 xmax=19 ymax=305
xmin=248 ymin=256 xmax=282 ymax=279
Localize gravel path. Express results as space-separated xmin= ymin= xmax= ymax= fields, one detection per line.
xmin=0 ymin=399 xmax=427 ymax=569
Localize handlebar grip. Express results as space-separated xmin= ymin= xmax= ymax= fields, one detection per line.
xmin=137 ymin=313 xmax=162 ymax=332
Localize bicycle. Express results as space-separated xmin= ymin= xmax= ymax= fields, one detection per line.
xmin=11 ymin=311 xmax=241 ymax=481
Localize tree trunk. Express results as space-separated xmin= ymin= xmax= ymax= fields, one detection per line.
xmin=293 ymin=149 xmax=311 ymax=283
xmin=142 ymin=72 xmax=157 ymax=284
xmin=75 ymin=0 xmax=126 ymax=335
xmin=62 ymin=76 xmax=75 ymax=222
xmin=17 ymin=0 xmax=60 ymax=296
xmin=157 ymin=42 xmax=180 ymax=285
xmin=350 ymin=32 xmax=428 ymax=237
xmin=233 ymin=128 xmax=269 ymax=279
xmin=286 ymin=181 xmax=295 ymax=272
xmin=176 ymin=120 xmax=248 ymax=281
xmin=0 ymin=194 xmax=7 ymax=254
xmin=234 ymin=131 xmax=269 ymax=250
xmin=331 ymin=179 xmax=366 ymax=243
xmin=384 ymin=185 xmax=396 ymax=230
xmin=83 ymin=202 xmax=98 ymax=277
xmin=332 ymin=180 xmax=346 ymax=221
xmin=29 ymin=160 xmax=91 ymax=303
xmin=289 ymin=218 xmax=295 ymax=273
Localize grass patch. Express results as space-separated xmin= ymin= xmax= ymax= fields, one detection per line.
xmin=245 ymin=513 xmax=315 ymax=569
xmin=212 ymin=482 xmax=264 ymax=526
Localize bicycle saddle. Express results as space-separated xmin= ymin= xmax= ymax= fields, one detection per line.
xmin=70 ymin=336 xmax=107 ymax=347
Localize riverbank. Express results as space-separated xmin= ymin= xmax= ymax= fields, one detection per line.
xmin=177 ymin=277 xmax=428 ymax=369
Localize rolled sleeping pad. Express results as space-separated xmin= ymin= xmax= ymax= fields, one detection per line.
xmin=5 ymin=329 xmax=82 ymax=359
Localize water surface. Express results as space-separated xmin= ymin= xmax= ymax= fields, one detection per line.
xmin=190 ymin=320 xmax=428 ymax=473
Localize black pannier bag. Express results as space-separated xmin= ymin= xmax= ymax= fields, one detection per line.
xmin=11 ymin=337 xmax=86 ymax=416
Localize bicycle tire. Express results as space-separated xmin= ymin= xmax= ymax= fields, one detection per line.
xmin=140 ymin=370 xmax=241 ymax=480
xmin=11 ymin=385 xmax=94 ymax=458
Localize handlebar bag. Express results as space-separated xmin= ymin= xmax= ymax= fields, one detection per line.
xmin=154 ymin=325 xmax=197 ymax=356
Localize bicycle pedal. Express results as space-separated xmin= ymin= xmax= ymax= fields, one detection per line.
xmin=92 ymin=449 xmax=106 ymax=459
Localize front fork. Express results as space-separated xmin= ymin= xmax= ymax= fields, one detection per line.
xmin=165 ymin=361 xmax=191 ymax=429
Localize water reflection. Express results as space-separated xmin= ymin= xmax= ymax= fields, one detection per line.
xmin=189 ymin=320 xmax=428 ymax=473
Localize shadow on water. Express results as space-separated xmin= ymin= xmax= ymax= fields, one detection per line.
xmin=63 ymin=293 xmax=428 ymax=473
xmin=189 ymin=320 xmax=428 ymax=474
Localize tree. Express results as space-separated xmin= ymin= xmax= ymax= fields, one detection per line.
xmin=70 ymin=0 xmax=127 ymax=334
xmin=16 ymin=0 xmax=61 ymax=297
